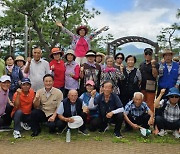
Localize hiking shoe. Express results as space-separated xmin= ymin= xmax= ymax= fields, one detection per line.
xmin=158 ymin=129 xmax=167 ymax=137
xmin=114 ymin=131 xmax=123 ymax=139
xmin=173 ymin=130 xmax=180 ymax=139
xmin=99 ymin=124 xmax=109 ymax=133
xmin=78 ymin=129 xmax=89 ymax=136
xmin=13 ymin=130 xmax=21 ymax=139
xmin=20 ymin=122 xmax=31 ymax=131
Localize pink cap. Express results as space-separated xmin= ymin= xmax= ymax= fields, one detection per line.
xmin=86 ymin=80 xmax=95 ymax=86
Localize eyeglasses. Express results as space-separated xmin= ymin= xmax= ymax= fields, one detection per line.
xmin=145 ymin=52 xmax=152 ymax=56
xmin=169 ymin=95 xmax=179 ymax=98
xmin=116 ymin=57 xmax=123 ymax=59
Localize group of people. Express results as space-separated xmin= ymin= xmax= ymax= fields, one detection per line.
xmin=0 ymin=23 xmax=179 ymax=139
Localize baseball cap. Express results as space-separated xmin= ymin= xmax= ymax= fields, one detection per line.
xmin=21 ymin=78 xmax=31 ymax=84
xmin=0 ymin=75 xmax=11 ymax=82
xmin=86 ymin=80 xmax=95 ymax=86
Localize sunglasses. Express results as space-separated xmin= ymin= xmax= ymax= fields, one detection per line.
xmin=169 ymin=95 xmax=179 ymax=98
xmin=116 ymin=57 xmax=123 ymax=59
xmin=145 ymin=52 xmax=152 ymax=56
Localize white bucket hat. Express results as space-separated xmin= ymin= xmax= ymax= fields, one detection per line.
xmin=68 ymin=116 xmax=83 ymax=129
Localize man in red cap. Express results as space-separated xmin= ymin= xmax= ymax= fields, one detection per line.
xmin=56 ymin=21 xmax=109 ymax=65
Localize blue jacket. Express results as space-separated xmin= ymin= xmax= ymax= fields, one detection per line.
xmin=158 ymin=62 xmax=179 ymax=89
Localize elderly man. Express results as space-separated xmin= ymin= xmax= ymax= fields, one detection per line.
xmin=139 ymin=48 xmax=159 ymax=112
xmin=57 ymin=89 xmax=89 ymax=135
xmin=154 ymin=87 xmax=180 ymax=138
xmin=89 ymin=80 xmax=124 ymax=138
xmin=30 ymin=74 xmax=63 ymax=136
xmin=157 ymin=49 xmax=180 ymax=98
xmin=0 ymin=75 xmax=12 ymax=129
xmin=11 ymin=78 xmax=35 ymax=139
xmin=24 ymin=46 xmax=50 ymax=92
xmin=124 ymin=92 xmax=154 ymax=131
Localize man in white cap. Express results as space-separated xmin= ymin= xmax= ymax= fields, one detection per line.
xmin=0 ymin=75 xmax=12 ymax=129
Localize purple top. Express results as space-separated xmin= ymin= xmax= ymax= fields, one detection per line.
xmin=0 ymin=89 xmax=9 ymax=116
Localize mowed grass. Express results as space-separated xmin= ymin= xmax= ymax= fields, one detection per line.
xmin=0 ymin=125 xmax=179 ymax=144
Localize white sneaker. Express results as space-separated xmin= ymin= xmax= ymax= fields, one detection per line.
xmin=158 ymin=129 xmax=167 ymax=137
xmin=20 ymin=122 xmax=31 ymax=131
xmin=13 ymin=130 xmax=21 ymax=139
xmin=173 ymin=130 xmax=180 ymax=139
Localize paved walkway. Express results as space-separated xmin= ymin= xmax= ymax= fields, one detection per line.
xmin=1 ymin=140 xmax=180 ymax=154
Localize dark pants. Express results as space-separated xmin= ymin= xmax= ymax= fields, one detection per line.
xmin=56 ymin=112 xmax=87 ymax=132
xmin=13 ymin=110 xmax=31 ymax=131
xmin=155 ymin=115 xmax=180 ymax=130
xmin=126 ymin=113 xmax=150 ymax=130
xmin=0 ymin=103 xmax=13 ymax=128
xmin=30 ymin=109 xmax=61 ymax=133
xmin=99 ymin=112 xmax=124 ymax=133
xmin=88 ymin=117 xmax=101 ymax=132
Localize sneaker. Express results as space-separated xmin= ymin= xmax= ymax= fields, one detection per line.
xmin=99 ymin=124 xmax=109 ymax=133
xmin=20 ymin=122 xmax=31 ymax=131
xmin=13 ymin=130 xmax=21 ymax=139
xmin=158 ymin=129 xmax=167 ymax=137
xmin=114 ymin=131 xmax=123 ymax=139
xmin=173 ymin=130 xmax=180 ymax=139
xmin=78 ymin=129 xmax=89 ymax=136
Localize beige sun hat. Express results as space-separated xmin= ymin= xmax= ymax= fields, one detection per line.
xmin=65 ymin=49 xmax=76 ymax=61
xmin=161 ymin=49 xmax=175 ymax=57
xmin=96 ymin=52 xmax=105 ymax=63
xmin=14 ymin=56 xmax=26 ymax=65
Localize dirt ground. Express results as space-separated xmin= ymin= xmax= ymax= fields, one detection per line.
xmin=0 ymin=140 xmax=180 ymax=154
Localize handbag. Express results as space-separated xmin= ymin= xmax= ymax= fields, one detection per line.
xmin=145 ymin=80 xmax=156 ymax=91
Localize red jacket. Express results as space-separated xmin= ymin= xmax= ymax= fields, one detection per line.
xmin=49 ymin=59 xmax=65 ymax=88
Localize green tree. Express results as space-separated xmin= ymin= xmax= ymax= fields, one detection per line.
xmin=157 ymin=9 xmax=180 ymax=51
xmin=0 ymin=0 xmax=102 ymax=57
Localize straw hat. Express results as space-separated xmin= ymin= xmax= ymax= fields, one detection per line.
xmin=14 ymin=56 xmax=26 ymax=65
xmin=161 ymin=49 xmax=174 ymax=57
xmin=96 ymin=52 xmax=105 ymax=63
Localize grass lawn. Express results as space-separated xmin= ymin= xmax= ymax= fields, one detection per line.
xmin=0 ymin=125 xmax=179 ymax=144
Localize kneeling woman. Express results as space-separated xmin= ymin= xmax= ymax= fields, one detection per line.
xmin=80 ymin=80 xmax=100 ymax=131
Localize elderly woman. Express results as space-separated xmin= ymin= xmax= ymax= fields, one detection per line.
xmin=119 ymin=55 xmax=142 ymax=106
xmin=15 ymin=55 xmax=29 ymax=78
xmin=100 ymin=55 xmax=124 ymax=95
xmin=5 ymin=55 xmax=24 ymax=100
xmin=114 ymin=52 xmax=125 ymax=72
xmin=56 ymin=21 xmax=108 ymax=65
xmin=49 ymin=48 xmax=65 ymax=92
xmin=64 ymin=49 xmax=80 ymax=98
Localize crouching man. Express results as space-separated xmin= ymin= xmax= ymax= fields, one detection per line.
xmin=57 ymin=90 xmax=89 ymax=135
xmin=124 ymin=92 xmax=154 ymax=131
xmin=154 ymin=87 xmax=180 ymax=138
xmin=31 ymin=74 xmax=63 ymax=136
xmin=12 ymin=78 xmax=35 ymax=138
xmin=89 ymin=80 xmax=124 ymax=138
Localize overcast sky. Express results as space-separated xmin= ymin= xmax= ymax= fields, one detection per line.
xmin=86 ymin=0 xmax=180 ymax=48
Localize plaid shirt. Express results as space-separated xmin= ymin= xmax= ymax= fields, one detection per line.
xmin=160 ymin=100 xmax=180 ymax=122
xmin=124 ymin=100 xmax=150 ymax=117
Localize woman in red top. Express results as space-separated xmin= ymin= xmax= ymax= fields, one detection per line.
xmin=49 ymin=48 xmax=65 ymax=92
